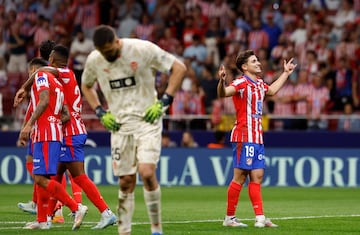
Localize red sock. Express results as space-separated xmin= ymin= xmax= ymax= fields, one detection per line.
xmin=248 ymin=182 xmax=263 ymax=215
xmin=37 ymin=185 xmax=50 ymax=222
xmin=46 ymin=180 xmax=78 ymax=212
xmin=32 ymin=182 xmax=37 ymax=204
xmin=69 ymin=174 xmax=82 ymax=204
xmin=226 ymin=181 xmax=242 ymax=216
xmin=61 ymin=174 xmax=67 ymax=188
xmin=73 ymin=174 xmax=108 ymax=212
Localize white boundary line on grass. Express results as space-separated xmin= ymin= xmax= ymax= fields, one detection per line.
xmin=1 ymin=214 xmax=360 ymax=230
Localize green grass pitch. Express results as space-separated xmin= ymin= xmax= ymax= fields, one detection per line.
xmin=0 ymin=184 xmax=359 ymax=235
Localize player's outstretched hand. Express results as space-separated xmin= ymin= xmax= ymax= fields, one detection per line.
xmin=144 ymin=100 xmax=163 ymax=124
xmin=95 ymin=106 xmax=120 ymax=132
xmin=283 ymin=58 xmax=297 ymax=75
xmin=13 ymin=88 xmax=26 ymax=108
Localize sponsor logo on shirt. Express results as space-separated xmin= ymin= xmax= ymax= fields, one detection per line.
xmin=109 ymin=77 xmax=136 ymax=89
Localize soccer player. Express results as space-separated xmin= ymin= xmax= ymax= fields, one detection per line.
xmin=217 ymin=50 xmax=296 ymax=228
xmin=81 ymin=25 xmax=186 ymax=235
xmin=18 ymin=58 xmax=88 ymax=230
xmin=16 ymin=40 xmax=83 ymax=223
xmin=46 ymin=44 xmax=117 ymax=229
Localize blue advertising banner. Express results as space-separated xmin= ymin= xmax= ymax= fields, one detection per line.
xmin=0 ymin=147 xmax=359 ymax=187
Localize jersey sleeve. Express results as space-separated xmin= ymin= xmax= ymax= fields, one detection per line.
xmin=145 ymin=40 xmax=176 ymax=73
xmin=81 ymin=50 xmax=98 ymax=87
xmin=34 ymin=71 xmax=50 ymax=92
xmin=230 ymin=77 xmax=247 ymax=91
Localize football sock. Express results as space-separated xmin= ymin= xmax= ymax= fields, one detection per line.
xmin=248 ymin=182 xmax=263 ymax=215
xmin=45 ymin=180 xmax=78 ymax=212
xmin=143 ymin=186 xmax=162 ymax=233
xmin=226 ymin=181 xmax=242 ymax=216
xmin=69 ymin=173 xmax=82 ymax=204
xmin=37 ymin=185 xmax=50 ymax=223
xmin=118 ymin=190 xmax=134 ymax=234
xmin=32 ymin=182 xmax=37 ymax=204
xmin=73 ymin=174 xmax=108 ymax=212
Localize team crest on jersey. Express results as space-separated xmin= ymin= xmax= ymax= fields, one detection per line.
xmin=130 ymin=61 xmax=138 ymax=71
xmin=36 ymin=76 xmax=48 ymax=87
xmin=246 ymin=157 xmax=252 ymax=165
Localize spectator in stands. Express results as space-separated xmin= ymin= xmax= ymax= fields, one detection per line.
xmin=271 ymin=75 xmax=295 ymax=130
xmin=337 ymin=102 xmax=360 ymax=131
xmin=207 ymin=0 xmax=234 ymax=29
xmin=74 ymin=0 xmax=100 ymax=39
xmin=333 ymin=57 xmax=355 ymax=111
xmin=204 ymin=16 xmax=225 ymax=67
xmin=158 ymin=27 xmax=181 ymax=55
xmin=183 ymin=33 xmax=207 ymax=77
xmin=199 ymin=65 xmax=218 ymax=114
xmin=223 ymin=17 xmax=247 ymax=56
xmin=248 ymin=18 xmax=269 ymax=54
xmin=207 ymin=130 xmax=226 ymax=148
xmin=293 ymin=70 xmax=313 ymax=129
xmin=308 ymin=73 xmax=330 ymax=130
xmin=180 ymin=131 xmax=199 ymax=147
xmin=115 ymin=0 xmax=143 ymax=38
xmin=161 ymin=132 xmax=177 ymax=147
xmin=36 ymin=0 xmax=56 ymax=20
xmin=133 ymin=12 xmax=155 ymax=41
xmin=7 ymin=21 xmax=28 ymax=93
xmin=69 ymin=28 xmax=94 ymax=88
xmin=262 ymin=12 xmax=282 ymax=54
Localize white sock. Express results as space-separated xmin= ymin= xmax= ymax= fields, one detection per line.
xmin=118 ymin=190 xmax=134 ymax=234
xmin=101 ymin=208 xmax=112 ymax=217
xmin=256 ymin=215 xmax=265 ymax=221
xmin=143 ymin=186 xmax=162 ymax=233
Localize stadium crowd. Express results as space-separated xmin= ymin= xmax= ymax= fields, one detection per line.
xmin=0 ymin=0 xmax=360 ymax=132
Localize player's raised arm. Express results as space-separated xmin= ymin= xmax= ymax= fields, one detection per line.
xmin=217 ymin=65 xmax=236 ymax=98
xmin=267 ymin=58 xmax=297 ymax=96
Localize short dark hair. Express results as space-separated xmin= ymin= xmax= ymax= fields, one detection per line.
xmin=93 ymin=25 xmax=116 ymax=48
xmin=29 ymin=57 xmax=48 ymax=67
xmin=39 ymin=40 xmax=56 ymax=61
xmin=235 ymin=50 xmax=255 ymax=73
xmin=52 ymin=44 xmax=69 ymax=60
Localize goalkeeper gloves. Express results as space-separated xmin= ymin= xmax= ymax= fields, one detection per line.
xmin=95 ymin=106 xmax=120 ymax=132
xmin=144 ymin=93 xmax=173 ymax=124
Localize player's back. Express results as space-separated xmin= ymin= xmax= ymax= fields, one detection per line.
xmin=57 ymin=67 xmax=87 ymax=136
xmin=31 ymin=71 xmax=64 ymax=142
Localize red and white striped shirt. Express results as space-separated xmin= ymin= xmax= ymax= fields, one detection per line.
xmin=57 ymin=68 xmax=87 ymax=136
xmin=229 ymin=75 xmax=269 ymax=144
xmin=30 ymin=71 xmax=64 ymax=142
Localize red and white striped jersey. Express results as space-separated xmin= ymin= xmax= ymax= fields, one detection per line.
xmin=229 ymin=75 xmax=269 ymax=144
xmin=30 ymin=71 xmax=64 ymax=142
xmin=57 ymin=68 xmax=87 ymax=136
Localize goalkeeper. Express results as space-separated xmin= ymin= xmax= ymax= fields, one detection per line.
xmin=81 ymin=25 xmax=186 ymax=235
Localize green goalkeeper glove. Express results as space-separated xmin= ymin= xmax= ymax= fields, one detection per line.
xmin=144 ymin=93 xmax=173 ymax=124
xmin=95 ymin=106 xmax=120 ymax=131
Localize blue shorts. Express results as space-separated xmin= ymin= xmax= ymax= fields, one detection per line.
xmin=33 ymin=141 xmax=61 ymax=175
xmin=59 ymin=134 xmax=87 ymax=163
xmin=27 ymin=139 xmax=33 ymax=156
xmin=232 ymin=142 xmax=265 ymax=170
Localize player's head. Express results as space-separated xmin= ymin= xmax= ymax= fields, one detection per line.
xmin=235 ymin=50 xmax=261 ymax=74
xmin=39 ymin=40 xmax=56 ymax=61
xmin=49 ymin=44 xmax=69 ymax=67
xmin=28 ymin=57 xmax=48 ymax=75
xmin=93 ymin=25 xmax=120 ymax=62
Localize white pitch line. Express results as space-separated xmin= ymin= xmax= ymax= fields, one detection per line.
xmin=1 ymin=214 xmax=360 ymax=229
